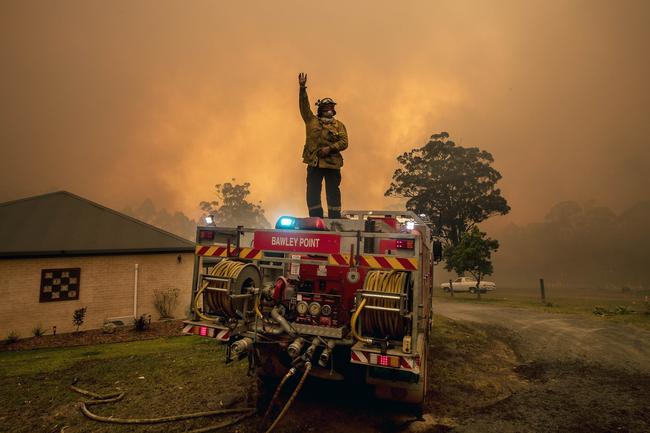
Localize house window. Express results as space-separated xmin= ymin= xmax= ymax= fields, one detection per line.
xmin=40 ymin=268 xmax=81 ymax=302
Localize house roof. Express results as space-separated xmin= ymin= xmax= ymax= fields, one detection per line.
xmin=0 ymin=191 xmax=195 ymax=258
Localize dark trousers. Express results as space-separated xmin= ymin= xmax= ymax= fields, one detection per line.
xmin=306 ymin=166 xmax=341 ymax=218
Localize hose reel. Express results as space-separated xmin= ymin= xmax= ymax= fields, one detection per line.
xmin=358 ymin=270 xmax=410 ymax=340
xmin=195 ymin=260 xmax=261 ymax=320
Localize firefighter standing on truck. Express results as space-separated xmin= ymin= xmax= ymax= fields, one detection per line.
xmin=298 ymin=72 xmax=348 ymax=219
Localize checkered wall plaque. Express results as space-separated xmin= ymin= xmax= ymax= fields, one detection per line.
xmin=40 ymin=268 xmax=81 ymax=302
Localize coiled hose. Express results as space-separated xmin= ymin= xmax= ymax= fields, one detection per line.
xmin=351 ymin=270 xmax=408 ymax=343
xmin=193 ymin=260 xmax=260 ymax=321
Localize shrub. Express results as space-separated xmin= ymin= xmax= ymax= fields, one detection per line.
xmin=5 ymin=331 xmax=19 ymax=344
xmin=73 ymin=307 xmax=87 ymax=332
xmin=592 ymin=306 xmax=610 ymax=316
xmin=153 ymin=288 xmax=180 ymax=319
xmin=32 ymin=323 xmax=46 ymax=337
xmin=614 ymin=305 xmax=634 ymax=315
xmin=134 ymin=314 xmax=151 ymax=332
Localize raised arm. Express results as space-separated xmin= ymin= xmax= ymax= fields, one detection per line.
xmin=298 ymin=72 xmax=314 ymax=122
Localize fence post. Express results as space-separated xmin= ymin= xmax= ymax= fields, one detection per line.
xmin=449 ymin=279 xmax=454 ymax=297
xmin=540 ymin=278 xmax=546 ymax=303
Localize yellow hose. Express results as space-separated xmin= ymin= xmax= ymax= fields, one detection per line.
xmin=254 ymin=295 xmax=263 ymax=319
xmin=352 ymin=270 xmax=408 ymax=343
xmin=351 ymin=298 xmax=371 ymax=344
xmin=262 ymin=367 xmax=296 ymax=422
xmin=193 ymin=260 xmax=253 ymax=321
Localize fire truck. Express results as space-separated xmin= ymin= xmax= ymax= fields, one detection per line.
xmin=183 ymin=210 xmax=440 ymax=408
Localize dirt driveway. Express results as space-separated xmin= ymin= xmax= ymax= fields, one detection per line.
xmin=422 ymin=300 xmax=650 ymax=432
xmin=434 ymin=299 xmax=650 ymax=373
xmin=280 ymin=301 xmax=650 ymax=433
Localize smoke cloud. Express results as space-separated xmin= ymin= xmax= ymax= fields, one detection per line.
xmin=1 ymin=0 xmax=649 ymax=227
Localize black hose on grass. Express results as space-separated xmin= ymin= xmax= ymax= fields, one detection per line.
xmin=69 ymin=382 xmax=256 ymax=432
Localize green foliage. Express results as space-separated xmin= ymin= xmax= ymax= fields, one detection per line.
xmin=153 ymin=288 xmax=180 ymax=319
xmin=72 ymin=307 xmax=87 ymax=332
xmin=200 ymin=179 xmax=270 ymax=228
xmin=385 ymin=132 xmax=509 ymax=245
xmin=444 ymin=227 xmax=499 ymax=298
xmin=32 ymin=323 xmax=46 ymax=337
xmin=5 ymin=331 xmax=20 ymax=344
xmin=133 ymin=314 xmax=151 ymax=332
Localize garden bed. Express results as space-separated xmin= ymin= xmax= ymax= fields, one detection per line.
xmin=1 ymin=319 xmax=184 ymax=352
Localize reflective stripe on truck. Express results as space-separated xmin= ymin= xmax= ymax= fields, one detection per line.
xmin=182 ymin=324 xmax=230 ymax=341
xmin=350 ymin=349 xmax=421 ymax=374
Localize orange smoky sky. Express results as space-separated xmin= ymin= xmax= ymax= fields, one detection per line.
xmin=1 ymin=0 xmax=649 ymax=226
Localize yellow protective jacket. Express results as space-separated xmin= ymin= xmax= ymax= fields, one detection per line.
xmin=299 ymin=86 xmax=348 ymax=169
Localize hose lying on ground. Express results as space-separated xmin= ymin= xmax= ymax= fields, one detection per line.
xmin=264 ymin=362 xmax=312 ymax=433
xmin=69 ymin=381 xmax=256 ymax=433
xmin=262 ymin=367 xmax=296 ymax=423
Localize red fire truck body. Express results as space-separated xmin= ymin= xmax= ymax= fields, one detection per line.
xmin=183 ymin=210 xmax=436 ymax=404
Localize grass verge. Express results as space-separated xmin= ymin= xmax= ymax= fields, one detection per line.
xmin=0 ymin=336 xmax=254 ymax=433
xmin=434 ymin=287 xmax=650 ymax=330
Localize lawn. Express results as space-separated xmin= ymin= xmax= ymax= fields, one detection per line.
xmin=434 ymin=285 xmax=650 ymax=329
xmin=0 ymin=336 xmax=255 ymax=433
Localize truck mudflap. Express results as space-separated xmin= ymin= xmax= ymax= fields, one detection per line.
xmin=182 ymin=321 xmax=231 ymax=341
xmin=350 ymin=346 xmax=421 ymax=375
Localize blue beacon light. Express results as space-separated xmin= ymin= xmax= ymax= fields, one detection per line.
xmin=276 ymin=216 xmax=296 ymax=229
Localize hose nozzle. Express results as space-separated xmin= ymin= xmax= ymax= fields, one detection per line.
xmin=287 ymin=337 xmax=305 ymax=358
xmin=303 ymin=338 xmax=320 ymax=361
xmin=318 ymin=340 xmax=336 ymax=367
xmin=231 ymin=337 xmax=253 ymax=356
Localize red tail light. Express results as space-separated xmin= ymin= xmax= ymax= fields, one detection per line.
xmin=296 ymin=217 xmax=327 ymax=231
xmin=199 ymin=326 xmax=208 ymax=336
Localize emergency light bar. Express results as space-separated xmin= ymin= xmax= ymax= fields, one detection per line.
xmin=275 ymin=216 xmax=327 ymax=231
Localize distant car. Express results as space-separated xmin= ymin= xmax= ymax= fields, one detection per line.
xmin=441 ymin=277 xmax=496 ymax=293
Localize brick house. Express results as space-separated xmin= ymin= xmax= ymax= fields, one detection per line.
xmin=0 ymin=191 xmax=196 ymax=338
